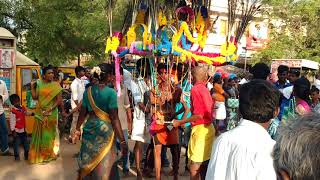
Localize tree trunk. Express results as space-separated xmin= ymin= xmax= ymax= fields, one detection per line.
xmin=78 ymin=54 xmax=81 ymax=66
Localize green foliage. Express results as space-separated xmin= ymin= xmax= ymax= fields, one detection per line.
xmin=254 ymin=0 xmax=320 ymax=63
xmin=84 ymin=58 xmax=104 ymax=67
xmin=0 ymin=0 xmax=129 ymax=65
xmin=0 ymin=0 xmax=33 ymax=40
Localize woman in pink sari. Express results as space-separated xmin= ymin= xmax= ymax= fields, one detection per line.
xmin=293 ymin=78 xmax=311 ymax=116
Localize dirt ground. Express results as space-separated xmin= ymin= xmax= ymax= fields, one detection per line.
xmin=0 ymin=137 xmax=190 ymax=180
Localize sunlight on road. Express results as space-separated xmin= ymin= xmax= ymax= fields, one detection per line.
xmin=0 ymin=140 xmax=189 ymax=180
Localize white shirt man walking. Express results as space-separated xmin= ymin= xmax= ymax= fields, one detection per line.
xmin=69 ymin=66 xmax=85 ymax=143
xmin=206 ymin=80 xmax=279 ymax=180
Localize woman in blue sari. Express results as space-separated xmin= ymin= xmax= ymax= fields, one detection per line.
xmin=74 ymin=63 xmax=128 ymax=180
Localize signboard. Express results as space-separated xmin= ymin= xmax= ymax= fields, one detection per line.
xmin=246 ymin=22 xmax=269 ymax=50
xmin=271 ymin=59 xmax=319 ymax=73
xmin=271 ymin=60 xmax=302 ymax=73
xmin=0 ymin=48 xmax=14 ymax=68
xmin=0 ymin=69 xmax=11 ymax=93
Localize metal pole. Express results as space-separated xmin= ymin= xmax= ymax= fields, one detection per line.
xmin=243 ymin=47 xmax=247 ymax=71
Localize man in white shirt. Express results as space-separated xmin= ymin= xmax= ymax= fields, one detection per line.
xmin=113 ymin=67 xmax=132 ymax=175
xmin=0 ymin=79 xmax=10 ymax=155
xmin=69 ymin=66 xmax=85 ymax=143
xmin=127 ymin=59 xmax=151 ymax=178
xmin=206 ymin=80 xmax=280 ymax=180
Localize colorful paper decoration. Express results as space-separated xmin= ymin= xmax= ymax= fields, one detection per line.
xmin=158 ymin=10 xmax=167 ymax=27
xmin=105 ymin=36 xmax=120 ymax=54
xmin=126 ymin=23 xmax=152 ymax=51
xmin=220 ymin=42 xmax=238 ymax=63
xmin=104 ymin=5 xmax=239 ymax=66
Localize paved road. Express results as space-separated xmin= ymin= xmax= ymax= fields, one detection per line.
xmin=0 ymin=137 xmax=190 ymax=180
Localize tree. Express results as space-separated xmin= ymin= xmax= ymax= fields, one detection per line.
xmin=0 ymin=0 xmax=33 ymax=46
xmin=253 ymin=0 xmax=320 ymax=64
xmin=0 ymin=0 xmax=129 ymax=65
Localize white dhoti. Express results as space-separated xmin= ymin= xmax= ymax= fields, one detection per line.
xmin=131 ymin=107 xmax=150 ymax=143
xmin=215 ymin=101 xmax=226 ymax=120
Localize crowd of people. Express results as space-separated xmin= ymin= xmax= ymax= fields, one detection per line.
xmin=0 ymin=60 xmax=320 ymax=180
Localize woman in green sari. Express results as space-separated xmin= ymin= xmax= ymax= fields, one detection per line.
xmin=74 ymin=63 xmax=128 ymax=180
xmin=29 ymin=65 xmax=67 ymax=164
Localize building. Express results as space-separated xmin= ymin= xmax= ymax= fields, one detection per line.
xmin=205 ymin=0 xmax=269 ymax=66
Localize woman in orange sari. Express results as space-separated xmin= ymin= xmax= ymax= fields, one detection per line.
xmin=29 ymin=65 xmax=67 ymax=164
xmin=74 ymin=63 xmax=128 ymax=180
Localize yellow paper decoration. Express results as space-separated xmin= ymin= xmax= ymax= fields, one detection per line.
xmin=105 ymin=37 xmax=120 ymax=54
xmin=142 ymin=30 xmax=152 ymax=49
xmin=172 ymin=41 xmax=224 ymax=65
xmin=176 ymin=21 xmax=197 ymax=44
xmin=158 ymin=10 xmax=167 ymax=27
xmin=220 ymin=43 xmax=238 ymax=61
xmin=172 ymin=21 xmax=220 ymax=64
xmin=195 ymin=12 xmax=208 ymax=49
xmin=126 ymin=23 xmax=152 ymax=50
xmin=127 ymin=26 xmax=136 ymax=48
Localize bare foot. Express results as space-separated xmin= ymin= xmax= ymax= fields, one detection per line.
xmin=143 ymin=168 xmax=154 ymax=178
xmin=180 ymin=169 xmax=190 ymax=176
xmin=166 ymin=169 xmax=176 ymax=176
xmin=137 ymin=170 xmax=143 ymax=180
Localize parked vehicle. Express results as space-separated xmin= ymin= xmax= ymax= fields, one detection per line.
xmin=0 ymin=28 xmax=42 ymax=134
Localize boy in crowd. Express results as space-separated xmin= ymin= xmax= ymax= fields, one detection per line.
xmin=275 ymin=65 xmax=292 ymax=121
xmin=212 ymin=73 xmax=229 ymax=133
xmin=310 ymin=86 xmax=320 ymax=113
xmin=250 ymin=62 xmax=270 ymax=80
xmin=9 ymin=94 xmax=34 ymax=160
xmin=288 ymin=69 xmax=300 ymax=83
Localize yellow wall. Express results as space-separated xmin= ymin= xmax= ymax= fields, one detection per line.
xmin=16 ymin=65 xmax=41 ymax=134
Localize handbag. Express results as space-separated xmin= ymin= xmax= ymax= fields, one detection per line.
xmin=227 ymin=98 xmax=239 ymax=109
xmin=26 ymin=90 xmax=37 ymax=109
xmin=268 ymin=98 xmax=296 ymax=140
xmin=281 ymin=98 xmax=296 ymax=125
xmin=268 ymin=118 xmax=280 ymax=140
